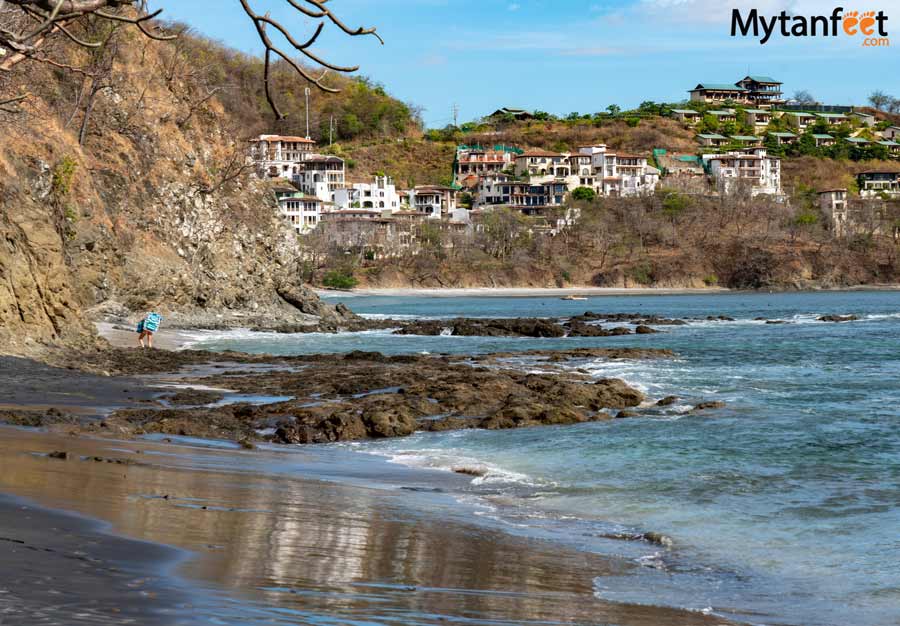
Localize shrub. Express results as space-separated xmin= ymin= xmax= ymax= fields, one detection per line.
xmin=52 ymin=156 xmax=78 ymax=197
xmin=571 ymin=186 xmax=596 ymax=202
xmin=322 ymin=270 xmax=358 ymax=290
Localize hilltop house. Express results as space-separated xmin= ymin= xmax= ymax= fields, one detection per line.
xmin=858 ymin=171 xmax=900 ymax=198
xmin=735 ymin=76 xmax=784 ymax=108
xmin=488 ymin=107 xmax=534 ymax=121
xmin=813 ymin=133 xmax=835 ymax=147
xmin=689 ymin=83 xmax=748 ymax=105
xmin=688 ymin=76 xmax=783 ymax=108
xmin=702 ymin=148 xmax=782 ymax=197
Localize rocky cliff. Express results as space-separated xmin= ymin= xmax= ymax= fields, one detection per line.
xmin=0 ymin=31 xmax=348 ymax=355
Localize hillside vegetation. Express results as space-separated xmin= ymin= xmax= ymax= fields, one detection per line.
xmin=0 ymin=22 xmax=398 ymax=353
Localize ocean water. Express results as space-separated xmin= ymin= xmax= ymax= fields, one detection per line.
xmin=189 ymin=291 xmax=900 ymax=626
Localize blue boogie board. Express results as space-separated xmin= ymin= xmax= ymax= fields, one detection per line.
xmin=136 ymin=321 xmax=144 ymax=333
xmin=143 ymin=313 xmax=162 ymax=333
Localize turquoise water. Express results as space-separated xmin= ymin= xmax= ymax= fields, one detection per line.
xmin=191 ymin=291 xmax=900 ymax=626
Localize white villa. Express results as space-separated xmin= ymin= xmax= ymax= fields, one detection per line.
xmin=333 ymin=175 xmax=401 ymax=211
xmin=701 ymin=148 xmax=782 ymax=197
xmin=273 ymin=186 xmax=323 ymax=235
xmin=407 ymin=185 xmax=458 ymax=219
xmin=250 ymin=135 xmax=316 ymax=179
xmin=250 ymin=135 xmax=346 ymax=204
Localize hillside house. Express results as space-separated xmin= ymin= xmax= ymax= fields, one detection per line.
xmin=279 ymin=193 xmax=323 ymax=235
xmin=858 ymin=171 xmax=900 ymax=198
xmin=708 ymin=109 xmax=737 ymax=123
xmin=846 ymin=137 xmax=871 ymax=147
xmin=408 ymin=185 xmax=458 ymax=218
xmin=850 ymin=111 xmax=876 ymax=127
xmin=697 ymin=133 xmax=729 ymax=147
xmin=616 ymin=154 xmax=661 ymax=196
xmin=488 ymin=107 xmax=534 ymax=121
xmin=577 ymin=145 xmax=659 ymax=197
xmin=250 ymin=135 xmax=316 ymax=179
xmin=731 ymin=135 xmax=762 ymax=147
xmin=702 ymin=148 xmax=782 ymax=197
xmin=454 ymin=148 xmax=514 ymax=183
xmin=768 ymin=131 xmax=798 ymax=145
xmin=514 ymin=151 xmax=571 ymax=180
xmin=786 ymin=112 xmax=817 ymax=131
xmin=816 ymin=112 xmax=848 ymax=126
xmin=671 ymin=109 xmax=701 ymax=124
xmin=818 ymin=189 xmax=849 ymax=237
xmin=333 ymin=175 xmax=401 ymax=211
xmin=744 ymin=109 xmax=772 ymax=130
xmin=689 ymin=83 xmax=748 ymax=105
xmin=877 ymin=140 xmax=900 ymax=156
xmin=813 ymin=133 xmax=835 ymax=147
xmin=735 ymin=76 xmax=784 ymax=108
xmin=293 ymin=155 xmax=345 ymax=203
xmin=883 ymin=126 xmax=900 ymax=141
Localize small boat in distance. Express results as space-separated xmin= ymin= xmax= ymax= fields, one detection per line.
xmin=561 ymin=295 xmax=588 ymax=301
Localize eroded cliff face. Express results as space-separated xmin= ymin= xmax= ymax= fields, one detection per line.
xmin=0 ymin=35 xmax=336 ymax=354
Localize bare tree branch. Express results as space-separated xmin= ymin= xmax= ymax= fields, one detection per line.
xmin=0 ymin=91 xmax=28 ymax=112
xmin=238 ymin=0 xmax=382 ymax=119
xmin=1 ymin=0 xmax=382 ymax=119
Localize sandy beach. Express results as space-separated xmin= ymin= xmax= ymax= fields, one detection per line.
xmin=317 ymin=286 xmax=731 ymax=298
xmin=0 ymin=426 xmax=732 ymax=625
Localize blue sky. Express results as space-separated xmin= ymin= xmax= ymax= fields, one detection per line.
xmin=153 ymin=0 xmax=899 ymax=128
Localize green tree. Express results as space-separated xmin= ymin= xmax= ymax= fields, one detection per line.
xmin=571 ymin=187 xmax=596 ymax=202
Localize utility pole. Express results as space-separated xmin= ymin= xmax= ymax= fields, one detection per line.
xmin=452 ymin=103 xmax=459 ymax=128
xmin=304 ymin=87 xmax=311 ymax=139
xmin=329 ymin=115 xmax=334 ymax=146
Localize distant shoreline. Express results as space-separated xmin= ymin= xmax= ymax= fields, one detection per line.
xmin=316 ymin=285 xmax=900 ymax=298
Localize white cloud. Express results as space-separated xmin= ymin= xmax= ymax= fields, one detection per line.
xmin=508 ymin=2 xmax=521 ymax=11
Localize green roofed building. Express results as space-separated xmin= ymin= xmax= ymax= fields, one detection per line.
xmin=697 ymin=133 xmax=729 ymax=147
xmin=768 ymin=131 xmax=798 ymax=145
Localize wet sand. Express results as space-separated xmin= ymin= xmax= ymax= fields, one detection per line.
xmin=0 ymin=427 xmax=734 ymax=625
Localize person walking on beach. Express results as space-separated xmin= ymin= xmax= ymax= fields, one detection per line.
xmin=137 ymin=312 xmax=163 ymax=349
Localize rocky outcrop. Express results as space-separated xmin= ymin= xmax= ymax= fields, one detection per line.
xmin=11 ymin=347 xmax=655 ymax=444
xmin=396 ymin=317 xmax=566 ymax=338
xmin=818 ymin=314 xmax=859 ymax=323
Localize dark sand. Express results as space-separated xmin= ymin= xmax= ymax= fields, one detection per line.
xmin=0 ymin=493 xmax=187 ymax=625
xmin=0 ymin=426 xmax=734 ymax=625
